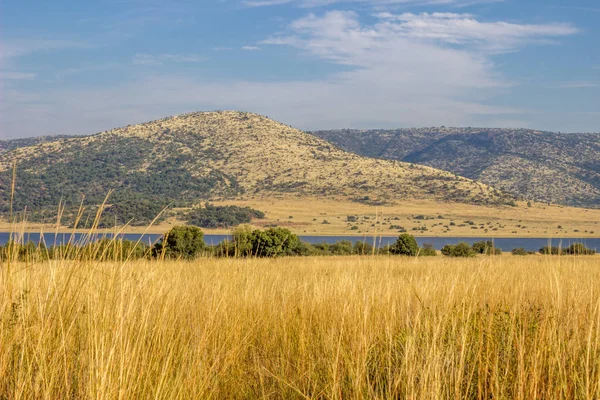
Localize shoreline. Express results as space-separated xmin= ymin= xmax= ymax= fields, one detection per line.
xmin=1 ymin=228 xmax=599 ymax=240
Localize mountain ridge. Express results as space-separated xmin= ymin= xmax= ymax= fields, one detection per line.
xmin=312 ymin=127 xmax=600 ymax=208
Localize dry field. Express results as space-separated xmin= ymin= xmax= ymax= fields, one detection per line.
xmin=2 ymin=255 xmax=600 ymax=399
xmin=2 ymin=197 xmax=600 ymax=238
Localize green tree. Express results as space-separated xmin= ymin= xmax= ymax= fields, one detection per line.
xmin=390 ymin=234 xmax=419 ymax=256
xmin=472 ymin=240 xmax=501 ymax=255
xmin=330 ymin=240 xmax=353 ymax=255
xmin=231 ymin=224 xmax=254 ymax=257
xmin=250 ymin=227 xmax=301 ymax=257
xmin=353 ymin=241 xmax=374 ymax=255
xmin=441 ymin=242 xmax=476 ymax=257
xmin=539 ymin=246 xmax=561 ymax=255
xmin=187 ymin=203 xmax=264 ymax=229
xmin=564 ymin=243 xmax=596 ymax=255
xmin=152 ymin=226 xmax=205 ymax=259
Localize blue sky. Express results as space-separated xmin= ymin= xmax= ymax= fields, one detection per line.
xmin=1 ymin=0 xmax=599 ymax=138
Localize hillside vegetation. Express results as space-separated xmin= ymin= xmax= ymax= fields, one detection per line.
xmin=312 ymin=128 xmax=600 ymax=208
xmin=0 ymin=112 xmax=511 ymax=226
xmin=0 ymin=135 xmax=76 ymax=155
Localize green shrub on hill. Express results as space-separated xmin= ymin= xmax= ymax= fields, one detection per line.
xmin=186 ymin=203 xmax=265 ymax=229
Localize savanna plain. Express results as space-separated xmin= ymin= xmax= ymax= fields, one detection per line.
xmin=2 ymin=250 xmax=600 ymax=399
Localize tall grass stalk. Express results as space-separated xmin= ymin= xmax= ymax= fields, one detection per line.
xmin=1 ymin=253 xmax=600 ymax=398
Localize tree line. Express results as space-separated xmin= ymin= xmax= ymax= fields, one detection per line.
xmin=1 ymin=226 xmax=595 ymax=262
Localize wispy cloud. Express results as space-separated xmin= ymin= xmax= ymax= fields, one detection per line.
xmin=0 ymin=9 xmax=584 ymax=138
xmin=132 ymin=53 xmax=206 ymax=65
xmin=268 ymin=11 xmax=578 ymax=57
xmin=375 ymin=12 xmax=577 ymax=52
xmin=241 ymin=46 xmax=262 ymax=51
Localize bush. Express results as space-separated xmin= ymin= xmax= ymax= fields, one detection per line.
xmin=390 ymin=234 xmax=419 ymax=256
xmin=84 ymin=238 xmax=149 ymax=260
xmin=210 ymin=240 xmax=236 ymax=257
xmin=1 ymin=239 xmax=149 ymax=261
xmin=472 ymin=240 xmax=502 ymax=255
xmin=511 ymin=248 xmax=529 ymax=256
xmin=539 ymin=244 xmax=596 ymax=256
xmin=441 ymin=242 xmax=476 ymax=257
xmin=249 ymin=227 xmax=301 ymax=257
xmin=231 ymin=224 xmax=254 ymax=257
xmin=330 ymin=240 xmax=353 ymax=255
xmin=564 ymin=243 xmax=596 ymax=255
xmin=290 ymin=241 xmax=318 ymax=256
xmin=539 ymin=246 xmax=561 ymax=255
xmin=420 ymin=243 xmax=437 ymax=257
xmin=0 ymin=241 xmax=49 ymax=262
xmin=353 ymin=241 xmax=374 ymax=255
xmin=152 ymin=226 xmax=205 ymax=259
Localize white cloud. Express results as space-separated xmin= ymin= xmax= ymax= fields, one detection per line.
xmin=242 ymin=46 xmax=262 ymax=51
xmin=374 ymin=12 xmax=577 ymax=52
xmin=132 ymin=53 xmax=206 ymax=65
xmin=0 ymin=11 xmax=583 ymax=138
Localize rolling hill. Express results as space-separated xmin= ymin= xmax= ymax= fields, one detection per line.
xmin=0 ymin=112 xmax=512 ymax=226
xmin=312 ymin=128 xmax=600 ymax=208
xmin=0 ymin=135 xmax=76 ymax=155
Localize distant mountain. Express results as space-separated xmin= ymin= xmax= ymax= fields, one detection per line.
xmin=0 ymin=112 xmax=512 ymax=226
xmin=312 ymin=128 xmax=600 ymax=208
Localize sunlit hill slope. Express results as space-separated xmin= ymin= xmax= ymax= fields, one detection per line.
xmin=0 ymin=111 xmax=513 ymax=225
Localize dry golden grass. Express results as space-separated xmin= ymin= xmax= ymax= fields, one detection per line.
xmin=2 ymin=197 xmax=599 ymax=238
xmin=2 ymin=255 xmax=600 ymax=398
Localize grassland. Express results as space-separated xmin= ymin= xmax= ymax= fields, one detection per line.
xmin=2 ymin=254 xmax=600 ymax=398
xmin=4 ymin=197 xmax=599 ymax=238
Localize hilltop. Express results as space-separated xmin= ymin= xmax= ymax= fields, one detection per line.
xmin=0 ymin=112 xmax=512 ymax=226
xmin=312 ymin=128 xmax=600 ymax=208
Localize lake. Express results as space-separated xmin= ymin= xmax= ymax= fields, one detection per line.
xmin=1 ymin=232 xmax=599 ymax=252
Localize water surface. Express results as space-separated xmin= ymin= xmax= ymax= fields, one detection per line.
xmin=1 ymin=232 xmax=598 ymax=252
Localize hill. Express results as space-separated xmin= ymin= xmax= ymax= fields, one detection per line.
xmin=0 ymin=135 xmax=76 ymax=155
xmin=0 ymin=112 xmax=512 ymax=226
xmin=312 ymin=128 xmax=600 ymax=208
